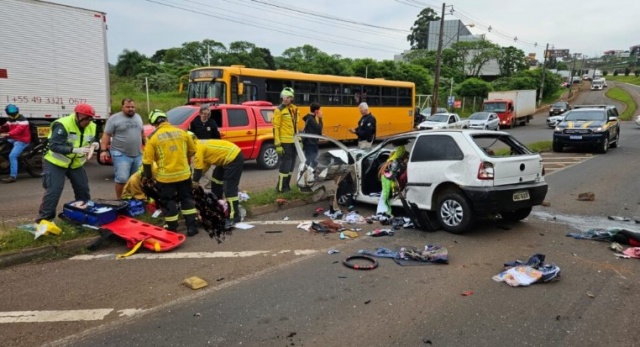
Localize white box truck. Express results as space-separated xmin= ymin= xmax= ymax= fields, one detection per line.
xmin=0 ymin=0 xmax=110 ymax=139
xmin=482 ymin=90 xmax=537 ymax=128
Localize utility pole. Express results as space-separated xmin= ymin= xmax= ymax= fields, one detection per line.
xmin=538 ymin=43 xmax=549 ymax=107
xmin=431 ymin=2 xmax=446 ymax=115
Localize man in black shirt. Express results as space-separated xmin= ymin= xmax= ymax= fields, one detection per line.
xmin=189 ymin=104 xmax=221 ymax=140
xmin=189 ymin=104 xmax=221 ymax=189
xmin=349 ymin=102 xmax=376 ymax=149
xmin=302 ymin=102 xmax=323 ymax=169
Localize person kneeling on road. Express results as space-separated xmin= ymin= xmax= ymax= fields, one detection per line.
xmin=190 ymin=133 xmax=245 ymax=230
xmin=142 ymin=110 xmax=199 ymax=236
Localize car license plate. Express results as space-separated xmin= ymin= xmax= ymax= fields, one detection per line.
xmin=569 ymin=135 xmax=582 ymax=140
xmin=37 ymin=126 xmax=50 ymax=138
xmin=513 ymin=191 xmax=530 ymax=201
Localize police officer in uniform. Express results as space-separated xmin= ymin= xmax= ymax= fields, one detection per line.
xmin=142 ymin=110 xmax=199 ymax=236
xmin=37 ymin=104 xmax=98 ymax=222
xmin=273 ymin=87 xmax=299 ymax=193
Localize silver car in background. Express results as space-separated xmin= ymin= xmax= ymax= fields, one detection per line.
xmin=468 ymin=112 xmax=499 ymax=130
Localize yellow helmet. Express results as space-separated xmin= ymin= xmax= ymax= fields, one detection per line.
xmin=280 ymin=87 xmax=294 ymax=98
xmin=148 ymin=109 xmax=167 ymax=125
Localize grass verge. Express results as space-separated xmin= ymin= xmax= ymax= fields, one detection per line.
xmin=242 ymin=186 xmax=313 ymax=209
xmin=604 ymin=75 xmax=640 ymax=85
xmin=605 ymin=87 xmax=637 ymax=120
xmin=0 ymin=219 xmax=99 ymax=255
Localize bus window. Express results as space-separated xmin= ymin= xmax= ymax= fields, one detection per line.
xmin=265 ymin=79 xmax=292 ymax=105
xmin=188 ymin=81 xmax=226 ymax=103
xmin=399 ymin=87 xmax=412 ymax=106
xmin=319 ymin=83 xmax=341 ymax=105
xmin=238 ymin=84 xmax=258 ymax=103
xmin=363 ymin=85 xmax=381 ymax=106
xmin=344 ymin=84 xmax=362 ymax=106
xmin=293 ymin=81 xmax=318 ymax=106
xmin=381 ymin=87 xmax=398 ymax=106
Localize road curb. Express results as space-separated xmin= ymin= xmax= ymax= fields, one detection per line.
xmin=0 ymin=196 xmax=325 ymax=269
xmin=0 ymin=236 xmax=100 ymax=269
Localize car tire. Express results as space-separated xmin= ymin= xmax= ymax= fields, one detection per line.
xmin=500 ymin=207 xmax=532 ymax=222
xmin=597 ymin=136 xmax=609 ymax=154
xmin=257 ymin=142 xmax=279 ymax=170
xmin=436 ymin=189 xmax=474 ymax=234
xmin=610 ymin=131 xmax=620 ymax=148
xmin=552 ymin=143 xmax=563 ymax=152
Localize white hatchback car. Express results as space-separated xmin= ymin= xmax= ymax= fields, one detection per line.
xmin=294 ymin=130 xmax=548 ymax=234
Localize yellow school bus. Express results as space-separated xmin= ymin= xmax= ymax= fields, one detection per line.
xmin=185 ymin=66 xmax=415 ymax=141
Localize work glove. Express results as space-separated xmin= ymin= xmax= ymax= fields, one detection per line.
xmin=192 ymin=181 xmax=200 ymax=189
xmin=275 ymin=146 xmax=284 ymax=156
xmin=72 ymin=147 xmax=91 ymax=156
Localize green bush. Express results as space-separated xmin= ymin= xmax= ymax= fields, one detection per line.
xmin=603 ymin=70 xmax=608 ymax=76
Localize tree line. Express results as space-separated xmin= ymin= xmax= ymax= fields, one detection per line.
xmin=113 ymin=8 xmax=563 ymax=102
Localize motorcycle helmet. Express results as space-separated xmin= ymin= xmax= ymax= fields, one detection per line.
xmin=5 ymin=104 xmax=19 ymax=118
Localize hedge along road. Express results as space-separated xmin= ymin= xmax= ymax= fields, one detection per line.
xmin=0 ymin=89 xmax=611 ymax=225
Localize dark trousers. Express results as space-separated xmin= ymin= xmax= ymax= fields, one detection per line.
xmin=303 ymin=144 xmax=319 ymax=168
xmin=157 ymin=178 xmax=197 ymax=230
xmin=211 ymin=152 xmax=244 ymax=200
xmin=38 ymin=160 xmax=90 ymax=222
xmin=212 ymin=153 xmax=244 ymax=221
xmin=279 ymin=143 xmax=297 ymax=174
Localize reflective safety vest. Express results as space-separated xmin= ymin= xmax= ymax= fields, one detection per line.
xmin=44 ymin=114 xmax=96 ymax=169
xmin=193 ymin=139 xmax=241 ymax=170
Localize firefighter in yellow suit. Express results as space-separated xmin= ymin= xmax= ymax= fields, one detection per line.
xmin=142 ymin=110 xmax=198 ymax=236
xmin=272 ymin=87 xmax=299 ymax=193
xmin=190 ymin=134 xmax=245 ymax=230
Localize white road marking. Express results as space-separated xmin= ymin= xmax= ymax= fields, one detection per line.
xmin=70 ymin=250 xmax=319 ymax=260
xmin=0 ymin=309 xmax=113 ymax=323
xmin=250 ymin=220 xmax=314 ymax=225
xmin=117 ymin=309 xmax=146 ymax=317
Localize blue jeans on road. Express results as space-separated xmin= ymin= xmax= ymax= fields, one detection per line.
xmin=8 ymin=139 xmax=29 ymax=178
xmin=303 ymin=145 xmax=318 ymax=169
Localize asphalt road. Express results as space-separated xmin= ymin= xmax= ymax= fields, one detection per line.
xmin=1 ymin=88 xmax=640 ymax=346
xmin=0 ymin=88 xmax=617 ymax=225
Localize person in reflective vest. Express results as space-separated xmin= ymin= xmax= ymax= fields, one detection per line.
xmin=273 ymin=87 xmax=299 ymax=193
xmin=142 ymin=110 xmax=199 ymax=236
xmin=190 ymin=133 xmax=244 ymax=230
xmin=37 ymin=104 xmax=98 ymax=222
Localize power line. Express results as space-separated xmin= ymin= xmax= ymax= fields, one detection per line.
xmin=144 ymin=0 xmax=407 ymax=54
xmin=249 ymin=0 xmax=410 ymax=33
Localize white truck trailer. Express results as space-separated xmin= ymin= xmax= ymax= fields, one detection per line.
xmin=0 ymin=0 xmax=110 ymax=139
xmin=482 ymin=90 xmax=537 ymax=128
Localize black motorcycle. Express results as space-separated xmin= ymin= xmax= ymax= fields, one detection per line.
xmin=0 ymin=137 xmax=47 ymax=178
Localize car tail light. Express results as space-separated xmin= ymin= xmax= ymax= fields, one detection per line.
xmin=477 ymin=162 xmax=494 ymax=180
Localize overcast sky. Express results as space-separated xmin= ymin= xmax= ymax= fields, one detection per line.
xmin=48 ymin=0 xmax=637 ymax=64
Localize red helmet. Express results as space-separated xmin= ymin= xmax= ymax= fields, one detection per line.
xmin=75 ymin=103 xmax=95 ymax=117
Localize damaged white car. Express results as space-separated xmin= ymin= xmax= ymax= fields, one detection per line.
xmin=294 ymin=130 xmax=548 ymax=234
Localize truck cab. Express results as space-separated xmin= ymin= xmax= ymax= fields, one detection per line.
xmin=482 ymin=99 xmax=514 ymax=128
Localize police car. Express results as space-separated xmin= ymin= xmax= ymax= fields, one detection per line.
xmin=552 ymin=105 xmax=620 ymax=153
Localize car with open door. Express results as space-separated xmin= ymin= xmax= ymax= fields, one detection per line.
xmin=294 ymin=130 xmax=548 ymax=234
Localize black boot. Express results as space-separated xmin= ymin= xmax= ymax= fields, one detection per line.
xmin=164 ymin=221 xmax=179 ymax=232
xmin=224 ymin=218 xmax=236 ymax=230
xmin=184 ymin=214 xmax=199 ymax=237
xmin=281 ymin=174 xmax=291 ymax=193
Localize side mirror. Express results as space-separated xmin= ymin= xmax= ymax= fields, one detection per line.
xmin=238 ymin=82 xmax=244 ymax=96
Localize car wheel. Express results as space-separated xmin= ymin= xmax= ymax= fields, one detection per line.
xmin=500 ymin=207 xmax=532 ymax=222
xmin=436 ymin=189 xmax=474 ymax=234
xmin=610 ymin=131 xmax=620 ymax=148
xmin=552 ymin=143 xmax=563 ymax=152
xmin=597 ymin=136 xmax=609 ymax=154
xmin=257 ymin=143 xmax=279 ymax=170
